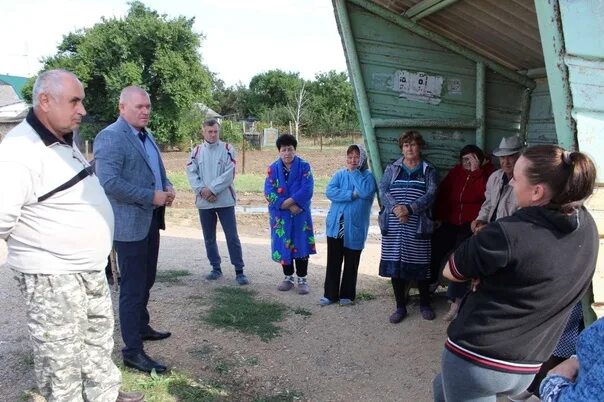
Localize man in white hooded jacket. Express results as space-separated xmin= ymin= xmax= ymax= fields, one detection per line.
xmin=186 ymin=119 xmax=248 ymax=285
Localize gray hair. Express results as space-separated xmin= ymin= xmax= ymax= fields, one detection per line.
xmin=119 ymin=86 xmax=149 ymax=103
xmin=32 ymin=69 xmax=79 ymax=108
xmin=203 ymin=118 xmax=220 ymax=128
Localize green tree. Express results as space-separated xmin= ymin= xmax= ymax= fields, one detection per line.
xmin=306 ymin=70 xmax=358 ymax=135
xmin=24 ymin=1 xmax=213 ymax=145
xmin=211 ymin=77 xmax=249 ymax=120
xmin=247 ymin=70 xmax=304 ymax=120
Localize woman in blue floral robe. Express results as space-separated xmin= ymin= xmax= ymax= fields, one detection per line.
xmin=264 ymin=134 xmax=316 ymax=294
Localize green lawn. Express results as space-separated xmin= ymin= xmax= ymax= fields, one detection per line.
xmin=168 ymin=171 xmax=329 ymax=194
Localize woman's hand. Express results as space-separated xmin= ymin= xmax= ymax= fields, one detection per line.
xmin=462 ymin=153 xmax=480 ymax=172
xmin=548 ymin=356 xmax=579 ymax=381
xmin=393 ymin=205 xmax=409 ymax=218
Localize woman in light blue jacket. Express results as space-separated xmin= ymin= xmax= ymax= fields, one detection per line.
xmin=320 ymin=144 xmax=376 ymax=306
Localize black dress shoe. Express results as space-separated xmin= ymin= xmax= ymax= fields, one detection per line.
xmin=141 ymin=329 xmax=171 ymax=341
xmin=123 ymin=352 xmax=167 ymax=373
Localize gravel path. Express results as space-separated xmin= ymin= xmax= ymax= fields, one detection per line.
xmin=0 ymin=211 xmax=455 ymax=401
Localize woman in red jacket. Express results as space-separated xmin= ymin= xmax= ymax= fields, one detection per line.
xmin=430 ymin=145 xmax=494 ymax=320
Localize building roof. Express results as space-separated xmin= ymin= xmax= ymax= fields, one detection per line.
xmin=372 ymin=0 xmax=543 ymax=71
xmin=0 ymin=74 xmax=30 ymax=100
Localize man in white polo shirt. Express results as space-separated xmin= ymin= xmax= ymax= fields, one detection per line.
xmin=0 ymin=69 xmax=142 ymax=402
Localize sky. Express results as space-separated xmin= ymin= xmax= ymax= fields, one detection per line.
xmin=1 ymin=0 xmax=348 ymax=86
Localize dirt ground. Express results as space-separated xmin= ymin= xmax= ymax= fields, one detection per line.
xmin=0 ymin=147 xmax=454 ymax=402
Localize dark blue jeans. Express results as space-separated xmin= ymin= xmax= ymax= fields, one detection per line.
xmin=198 ymin=206 xmax=244 ymax=272
xmin=115 ymin=210 xmax=160 ymax=357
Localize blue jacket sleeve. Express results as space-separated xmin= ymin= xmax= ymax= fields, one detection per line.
xmin=291 ymin=161 xmax=314 ymax=207
xmin=352 ymin=170 xmax=377 ymax=200
xmin=264 ymin=163 xmax=286 ymax=210
xmin=408 ymin=164 xmax=438 ymax=214
xmin=326 ymin=170 xmax=353 ymax=202
xmin=379 ymin=163 xmax=397 ymax=212
xmin=93 ymin=131 xmax=154 ymax=206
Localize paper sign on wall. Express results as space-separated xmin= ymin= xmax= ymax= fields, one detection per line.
xmin=393 ymin=70 xmax=443 ymax=105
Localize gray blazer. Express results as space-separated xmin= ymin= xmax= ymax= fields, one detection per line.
xmin=93 ymin=117 xmax=171 ymax=242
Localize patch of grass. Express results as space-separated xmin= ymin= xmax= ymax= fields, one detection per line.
xmin=121 ymin=367 xmax=228 ymax=402
xmin=167 ymin=170 xmax=191 ymax=192
xmin=189 ymin=345 xmax=213 ymax=359
xmin=20 ymin=352 xmax=34 ymax=367
xmin=18 ymin=390 xmax=39 ymax=402
xmin=254 ymin=390 xmax=303 ymax=402
xmin=167 ymin=171 xmax=329 ymax=194
xmin=214 ymin=360 xmax=230 ymax=374
xmin=204 ymin=287 xmax=287 ymax=341
xmin=155 ymin=269 xmax=192 ymax=283
xmin=292 ymin=307 xmax=312 ymax=317
xmin=356 ymin=291 xmax=376 ymax=301
xmin=245 ymin=356 xmax=259 ymax=366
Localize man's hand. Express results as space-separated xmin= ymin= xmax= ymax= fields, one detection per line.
xmin=471 ymin=219 xmax=486 ymax=233
xmin=549 ymin=356 xmax=579 ymax=381
xmin=165 ymin=186 xmax=176 ymax=207
xmin=201 ymin=187 xmax=214 ymax=200
xmin=153 ymin=190 xmax=170 ymax=206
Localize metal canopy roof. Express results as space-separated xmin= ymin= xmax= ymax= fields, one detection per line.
xmin=372 ymin=0 xmax=544 ymax=71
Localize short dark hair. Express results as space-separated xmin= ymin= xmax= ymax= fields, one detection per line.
xmin=203 ymin=119 xmax=219 ymax=128
xmin=398 ymin=130 xmax=425 ymax=150
xmin=276 ymin=134 xmax=297 ymax=150
xmin=459 ymin=144 xmax=485 ymax=164
xmin=522 ymin=145 xmax=596 ymax=211
xmin=347 ymin=144 xmax=360 ymax=155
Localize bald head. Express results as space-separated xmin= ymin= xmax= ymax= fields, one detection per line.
xmin=119 ymin=86 xmax=151 ymax=129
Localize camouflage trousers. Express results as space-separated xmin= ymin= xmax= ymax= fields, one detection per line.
xmin=14 ymin=270 xmax=121 ymax=402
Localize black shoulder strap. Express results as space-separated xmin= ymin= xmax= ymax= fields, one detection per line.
xmin=37 ymin=165 xmax=95 ymax=202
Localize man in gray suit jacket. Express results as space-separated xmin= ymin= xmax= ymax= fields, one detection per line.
xmin=94 ymin=86 xmax=175 ymax=374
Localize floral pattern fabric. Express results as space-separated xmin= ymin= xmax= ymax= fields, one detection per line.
xmin=264 ymin=156 xmax=316 ymax=265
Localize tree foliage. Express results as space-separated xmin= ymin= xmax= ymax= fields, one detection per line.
xmin=24 ymin=1 xmax=213 ymax=145
xmin=247 ymin=70 xmax=305 ymax=119
xmin=306 ymin=70 xmax=358 ymax=135
xmin=211 ymin=69 xmax=358 ymax=138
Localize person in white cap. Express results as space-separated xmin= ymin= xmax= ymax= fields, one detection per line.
xmin=471 ymin=136 xmax=523 ymax=233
